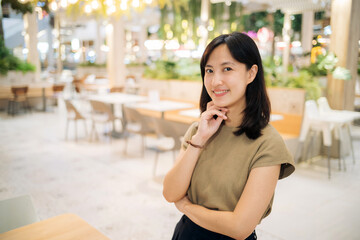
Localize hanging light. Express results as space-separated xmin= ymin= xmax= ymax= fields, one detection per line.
xmin=132 ymin=0 xmax=140 ymax=8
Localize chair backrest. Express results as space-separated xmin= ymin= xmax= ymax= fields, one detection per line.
xmin=123 ymin=106 xmax=154 ymax=133
xmin=64 ymin=100 xmax=84 ymax=119
xmin=151 ymin=118 xmax=188 ymax=150
xmin=89 ymin=100 xmax=114 ymax=120
xmin=110 ymin=86 xmax=124 ymax=93
xmin=317 ymin=97 xmax=332 ymax=114
xmin=0 ymin=195 xmax=39 ymax=233
xmin=11 ymin=86 xmax=28 ymax=97
xmin=52 ymin=84 xmax=65 ymax=93
xmin=299 ymin=100 xmax=319 ymax=142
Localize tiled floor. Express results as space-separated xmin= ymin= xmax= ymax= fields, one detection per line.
xmin=0 ymin=109 xmax=359 ymax=239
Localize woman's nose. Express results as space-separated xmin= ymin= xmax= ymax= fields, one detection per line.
xmin=212 ymin=73 xmax=223 ymax=86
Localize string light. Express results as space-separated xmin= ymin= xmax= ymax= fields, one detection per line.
xmin=48 ymin=0 xmax=157 ymax=14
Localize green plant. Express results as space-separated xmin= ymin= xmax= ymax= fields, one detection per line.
xmin=0 ymin=40 xmax=36 ymax=75
xmin=143 ymin=58 xmax=201 ymax=81
xmin=78 ymin=61 xmax=106 ymax=68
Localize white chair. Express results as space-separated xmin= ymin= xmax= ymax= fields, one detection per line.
xmin=64 ymin=100 xmax=88 ymax=141
xmin=0 ymin=195 xmax=39 ymax=233
xmin=150 ymin=117 xmax=190 ymax=177
xmin=89 ymin=100 xmax=118 ymax=142
xmin=317 ymin=97 xmax=356 ymax=165
xmin=298 ymin=100 xmax=336 ymax=178
xmin=122 ymin=106 xmax=156 ymax=156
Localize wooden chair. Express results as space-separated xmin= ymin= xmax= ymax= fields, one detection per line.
xmin=150 ymin=117 xmax=190 ymax=177
xmin=51 ymin=84 xmax=65 ymax=106
xmin=7 ymin=86 xmax=31 ymax=116
xmin=122 ymin=106 xmax=156 ymax=156
xmin=110 ymin=86 xmax=124 ymax=93
xmin=64 ymin=100 xmax=88 ymax=141
xmin=89 ymin=100 xmax=117 ymax=142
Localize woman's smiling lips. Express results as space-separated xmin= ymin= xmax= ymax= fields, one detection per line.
xmin=213 ymin=89 xmax=230 ymax=97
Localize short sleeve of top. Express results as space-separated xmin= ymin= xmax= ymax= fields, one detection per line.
xmin=181 ymin=122 xmax=295 ymax=221
xmin=181 ymin=122 xmax=199 ymax=150
xmin=250 ymin=126 xmax=295 ymax=179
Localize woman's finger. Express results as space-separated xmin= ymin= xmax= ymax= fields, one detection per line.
xmin=201 ymin=109 xmax=227 ymax=120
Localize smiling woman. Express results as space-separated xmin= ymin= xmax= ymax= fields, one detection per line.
xmin=163 ymin=32 xmax=295 ymax=240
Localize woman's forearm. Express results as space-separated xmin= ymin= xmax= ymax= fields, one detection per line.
xmin=163 ymin=134 xmax=207 ymax=203
xmin=182 ymin=203 xmax=252 ymax=240
xmin=162 ymin=147 xmax=202 ymax=202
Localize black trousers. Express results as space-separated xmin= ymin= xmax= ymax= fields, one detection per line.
xmin=172 ymin=215 xmax=257 ymax=240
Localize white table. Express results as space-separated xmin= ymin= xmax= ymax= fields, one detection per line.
xmin=129 ymin=100 xmax=195 ymax=118
xmin=88 ymin=93 xmax=147 ymax=105
xmin=88 ymin=93 xmax=147 ymax=137
xmin=178 ymin=109 xmax=284 ymax=122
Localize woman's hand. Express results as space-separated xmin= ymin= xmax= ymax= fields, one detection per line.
xmin=193 ymin=101 xmax=228 ymax=145
xmin=175 ymin=195 xmax=192 ymax=214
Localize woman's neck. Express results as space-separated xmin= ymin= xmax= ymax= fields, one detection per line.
xmin=224 ymin=106 xmax=244 ymax=127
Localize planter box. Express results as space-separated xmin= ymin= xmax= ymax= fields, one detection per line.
xmin=139 ymin=78 xmax=202 ymax=102
xmin=0 ymin=71 xmax=37 ymax=85
xmin=76 ymin=67 xmax=107 ymax=78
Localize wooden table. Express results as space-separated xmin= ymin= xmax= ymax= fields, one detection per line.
xmin=0 ymin=213 xmax=110 ymax=240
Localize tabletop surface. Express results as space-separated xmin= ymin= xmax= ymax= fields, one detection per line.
xmin=88 ymin=92 xmax=147 ymax=104
xmin=131 ymin=100 xmax=195 ymax=112
xmin=0 ymin=213 xmax=110 ymax=240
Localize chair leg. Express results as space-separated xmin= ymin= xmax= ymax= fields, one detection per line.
xmin=338 ymin=138 xmax=342 ymax=171
xmin=141 ymin=136 xmax=145 ymax=157
xmin=65 ymin=119 xmax=69 ymax=140
xmin=83 ymin=120 xmax=88 ymax=138
xmin=327 ymin=146 xmax=331 ymax=179
xmin=123 ymin=135 xmax=128 ymax=155
xmin=75 ymin=120 xmax=78 ymax=141
xmin=153 ymin=151 xmax=159 ymax=177
xmin=346 ymin=124 xmax=356 ymax=165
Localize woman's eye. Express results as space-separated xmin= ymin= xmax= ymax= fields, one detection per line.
xmin=224 ymin=67 xmax=232 ymax=72
xmin=205 ymin=69 xmax=213 ymax=73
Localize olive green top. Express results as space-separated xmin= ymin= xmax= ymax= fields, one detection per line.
xmin=183 ymin=122 xmax=295 ymax=220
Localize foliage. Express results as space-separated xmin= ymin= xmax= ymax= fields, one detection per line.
xmin=263 ymin=56 xmax=321 ymax=100
xmin=1 ymin=0 xmax=33 ymax=14
xmin=78 ymin=61 xmax=106 ymax=68
xmin=143 ymin=58 xmax=200 ymax=81
xmin=0 ymin=40 xmax=35 ymax=75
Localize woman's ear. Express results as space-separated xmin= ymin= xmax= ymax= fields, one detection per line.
xmin=247 ymin=65 xmax=258 ymax=84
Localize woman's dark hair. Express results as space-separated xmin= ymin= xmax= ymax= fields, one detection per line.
xmin=199 ymin=32 xmax=270 ymax=139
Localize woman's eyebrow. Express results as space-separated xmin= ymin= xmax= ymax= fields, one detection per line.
xmin=205 ymin=64 xmax=213 ymax=68
xmin=221 ymin=61 xmax=236 ymax=66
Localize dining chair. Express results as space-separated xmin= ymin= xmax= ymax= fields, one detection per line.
xmin=317 ymin=97 xmax=356 ymax=165
xmin=298 ymin=100 xmax=350 ymax=179
xmin=89 ymin=100 xmax=117 ymax=142
xmin=0 ymin=195 xmax=39 ymax=233
xmin=122 ymin=106 xmax=156 ymax=156
xmin=7 ymin=85 xmax=31 ymax=116
xmin=51 ymin=84 xmax=66 ymax=106
xmin=110 ymin=86 xmax=124 ymax=93
xmin=150 ymin=117 xmax=190 ymax=177
xmin=64 ymin=100 xmax=88 ymax=141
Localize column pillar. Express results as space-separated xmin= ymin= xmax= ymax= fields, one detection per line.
xmin=95 ymin=20 xmax=105 ymax=64
xmin=24 ymin=11 xmax=41 ymax=81
xmin=199 ymin=0 xmax=209 ymax=50
xmin=106 ymin=17 xmax=126 ymax=87
xmin=301 ymin=11 xmax=314 ymax=65
xmin=327 ymin=0 xmax=360 ymax=110
xmin=54 ymin=13 xmax=62 ymax=77
xmin=46 ymin=15 xmax=55 ymax=71
xmin=282 ymin=12 xmax=291 ymax=75
xmin=138 ymin=25 xmax=147 ymax=63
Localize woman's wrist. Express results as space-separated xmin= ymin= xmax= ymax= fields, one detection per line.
xmin=190 ymin=134 xmax=208 ymax=147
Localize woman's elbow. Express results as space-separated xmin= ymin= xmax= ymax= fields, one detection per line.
xmin=231 ymin=223 xmax=255 ymax=240
xmin=162 ymin=187 xmax=181 ymax=203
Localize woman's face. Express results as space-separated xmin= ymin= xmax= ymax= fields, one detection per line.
xmin=204 ymin=44 xmax=257 ymax=113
